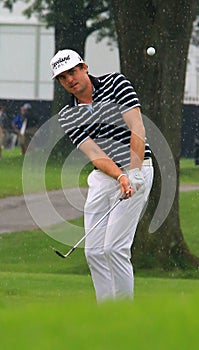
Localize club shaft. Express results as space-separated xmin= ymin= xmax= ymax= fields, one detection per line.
xmin=71 ymin=197 xmax=123 ymax=252
xmin=52 ymin=193 xmax=126 ymax=258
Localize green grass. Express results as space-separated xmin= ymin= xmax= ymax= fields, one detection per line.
xmin=0 ymin=230 xmax=88 ymax=275
xmin=0 ymin=149 xmax=198 ymax=198
xmin=0 ymin=147 xmax=93 ymax=197
xmin=180 ymin=158 xmax=199 ymax=184
xmin=0 ymin=275 xmax=199 ymax=349
xmin=0 ymin=148 xmax=24 ymax=197
xmin=180 ymin=191 xmax=199 ymax=257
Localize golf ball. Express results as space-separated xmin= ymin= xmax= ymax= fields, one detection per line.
xmin=147 ymin=47 xmax=156 ymax=56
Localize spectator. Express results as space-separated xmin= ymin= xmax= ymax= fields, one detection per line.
xmin=0 ymin=102 xmax=10 ymax=158
xmin=12 ymin=103 xmax=38 ymax=154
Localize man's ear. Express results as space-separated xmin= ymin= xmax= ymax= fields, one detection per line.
xmin=83 ymin=63 xmax=88 ymax=73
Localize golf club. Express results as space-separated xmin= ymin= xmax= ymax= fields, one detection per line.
xmin=51 ymin=192 xmax=126 ymax=259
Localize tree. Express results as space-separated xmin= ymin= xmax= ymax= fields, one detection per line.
xmin=111 ymin=0 xmax=199 ymax=269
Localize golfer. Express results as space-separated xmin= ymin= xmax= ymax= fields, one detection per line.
xmin=50 ymin=49 xmax=154 ymax=302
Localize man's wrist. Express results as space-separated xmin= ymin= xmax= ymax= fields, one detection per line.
xmin=117 ymin=173 xmax=128 ymax=182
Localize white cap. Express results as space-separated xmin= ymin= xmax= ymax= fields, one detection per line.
xmin=50 ymin=49 xmax=84 ymax=79
xmin=23 ymin=103 xmax=32 ymax=110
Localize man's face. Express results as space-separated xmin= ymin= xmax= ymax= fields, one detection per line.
xmin=20 ymin=107 xmax=26 ymax=115
xmin=57 ymin=63 xmax=90 ymax=96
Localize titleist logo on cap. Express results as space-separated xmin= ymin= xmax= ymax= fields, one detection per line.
xmin=52 ymin=55 xmax=70 ymax=69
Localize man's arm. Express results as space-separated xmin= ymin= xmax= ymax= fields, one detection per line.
xmin=79 ymin=139 xmax=133 ymax=198
xmin=79 ymin=107 xmax=145 ymax=198
xmin=79 ymin=138 xmax=122 ymax=180
xmin=122 ymin=107 xmax=145 ymax=170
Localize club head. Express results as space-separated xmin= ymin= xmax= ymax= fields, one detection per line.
xmin=50 ymin=246 xmax=66 ymax=258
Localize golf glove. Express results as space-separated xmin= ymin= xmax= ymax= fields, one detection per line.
xmin=128 ymin=168 xmax=145 ymax=192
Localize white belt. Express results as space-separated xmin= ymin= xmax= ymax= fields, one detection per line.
xmin=142 ymin=158 xmax=153 ymax=166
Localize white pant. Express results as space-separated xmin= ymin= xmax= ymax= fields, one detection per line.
xmin=84 ymin=166 xmax=154 ymax=302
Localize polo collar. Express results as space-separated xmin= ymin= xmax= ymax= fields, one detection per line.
xmin=89 ymin=74 xmax=101 ymax=89
xmin=72 ymin=74 xmax=100 ymax=106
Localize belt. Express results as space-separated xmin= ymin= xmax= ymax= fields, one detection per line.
xmin=142 ymin=157 xmax=153 ymax=166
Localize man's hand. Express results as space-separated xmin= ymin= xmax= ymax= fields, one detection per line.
xmin=118 ymin=174 xmax=133 ymax=199
xmin=118 ymin=168 xmax=145 ymax=199
xmin=128 ymin=168 xmax=145 ymax=192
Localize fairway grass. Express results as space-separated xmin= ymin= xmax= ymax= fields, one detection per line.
xmin=0 ymin=275 xmax=199 ymax=350
xmin=0 ymin=271 xmax=94 ymax=305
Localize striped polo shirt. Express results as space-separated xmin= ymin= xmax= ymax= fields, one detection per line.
xmin=58 ymin=72 xmax=151 ymax=168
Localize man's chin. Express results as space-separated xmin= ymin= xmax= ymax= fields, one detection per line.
xmin=71 ymin=84 xmax=80 ymax=92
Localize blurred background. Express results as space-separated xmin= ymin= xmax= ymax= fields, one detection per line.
xmin=0 ymin=0 xmax=199 ymax=158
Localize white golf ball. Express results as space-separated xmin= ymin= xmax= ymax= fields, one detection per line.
xmin=147 ymin=47 xmax=156 ymax=56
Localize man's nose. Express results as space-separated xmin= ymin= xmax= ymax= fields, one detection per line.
xmin=65 ymin=74 xmax=73 ymax=84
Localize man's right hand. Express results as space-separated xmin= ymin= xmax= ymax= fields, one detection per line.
xmin=118 ymin=174 xmax=134 ymax=199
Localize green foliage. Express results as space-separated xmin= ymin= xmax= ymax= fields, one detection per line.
xmin=1 ymin=0 xmax=17 ymax=10
xmin=0 ymin=0 xmax=117 ymax=45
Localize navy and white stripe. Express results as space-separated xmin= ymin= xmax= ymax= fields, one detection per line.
xmin=58 ymin=72 xmax=151 ymax=168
